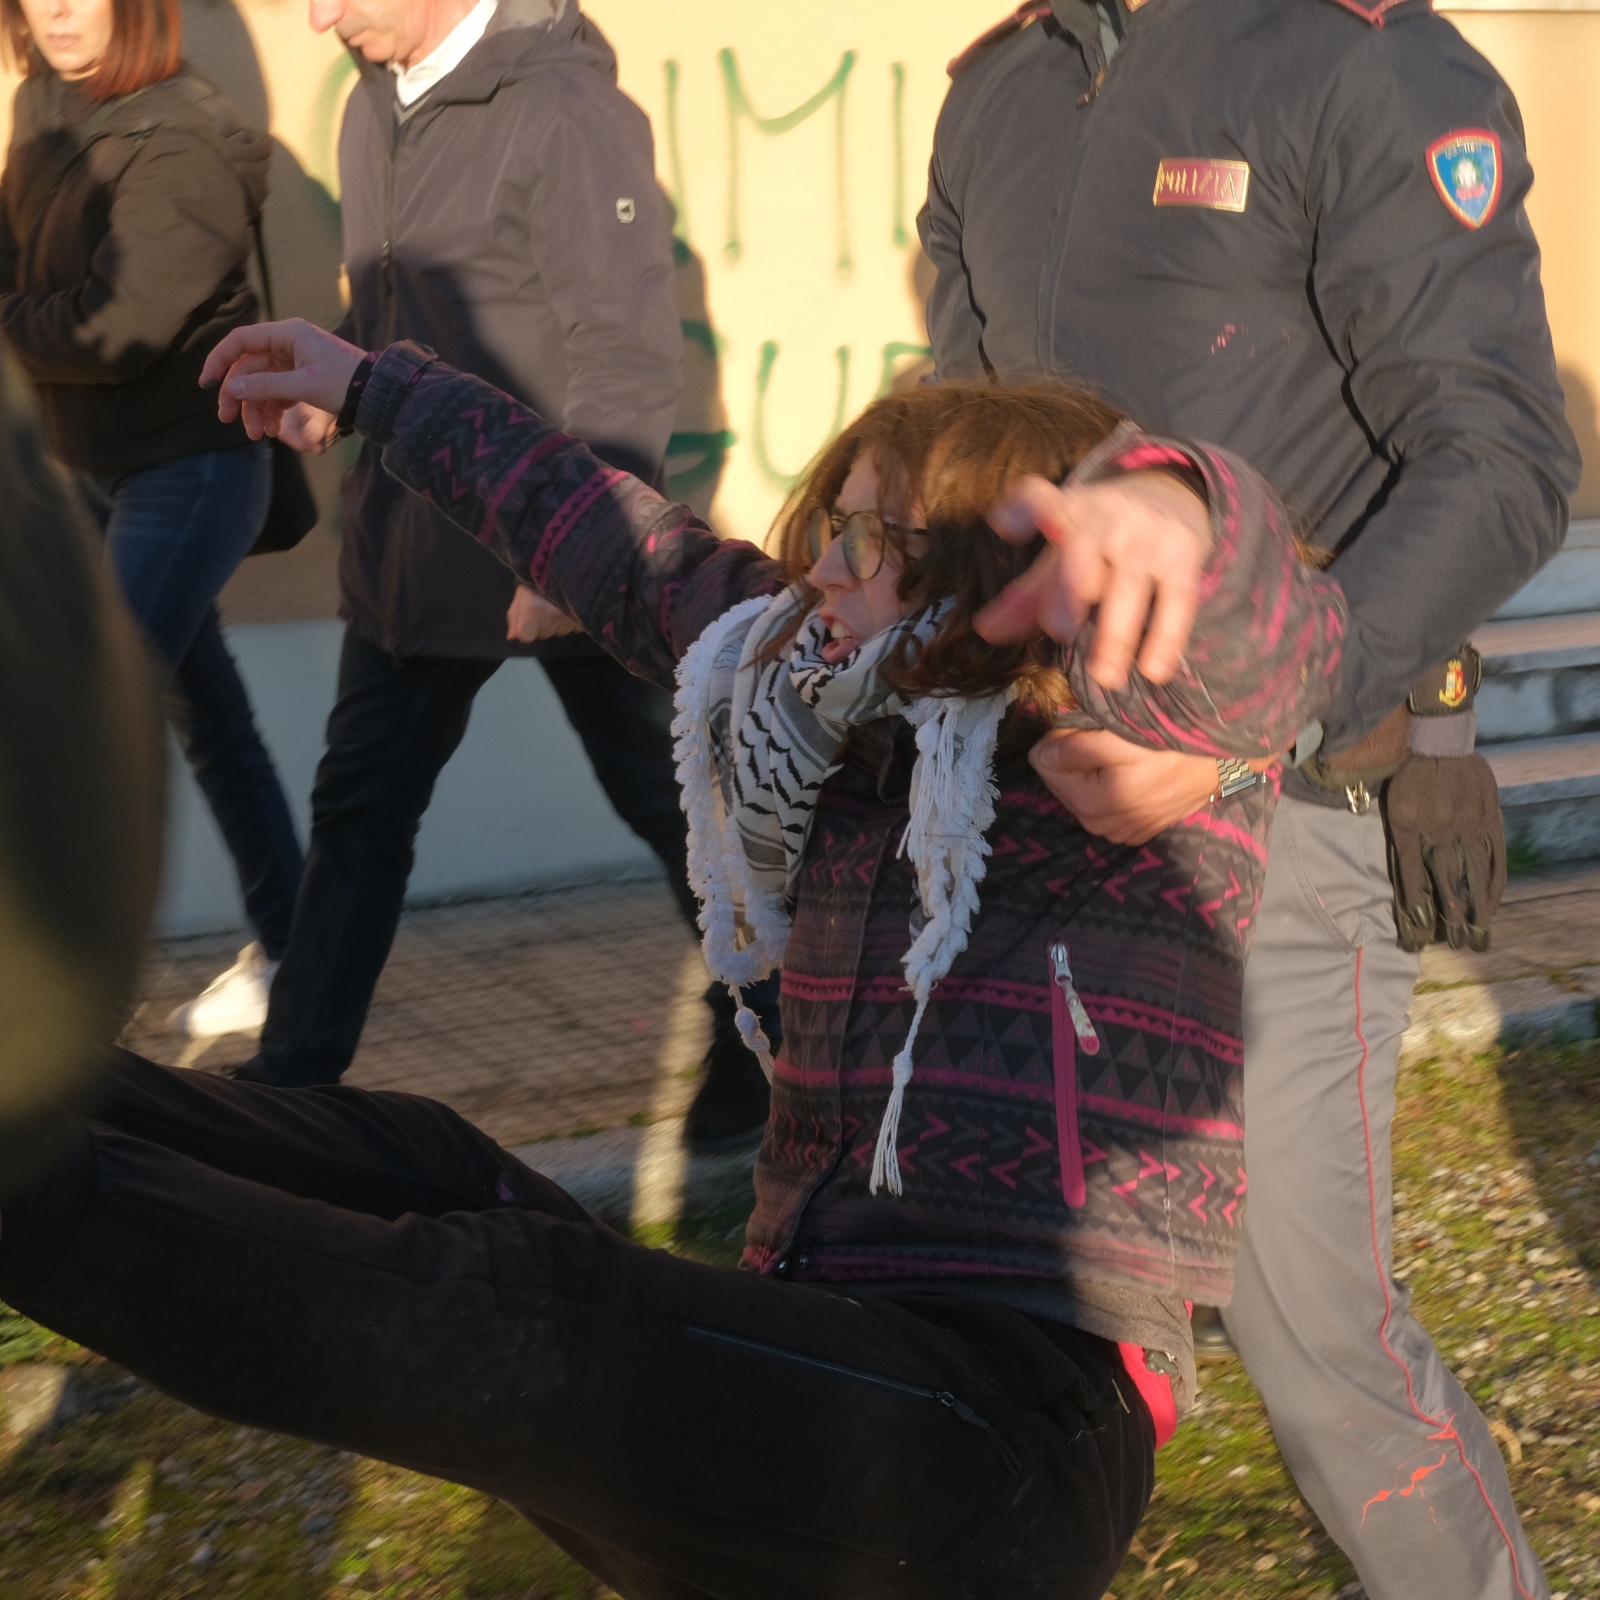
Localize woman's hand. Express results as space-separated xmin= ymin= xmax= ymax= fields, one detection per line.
xmin=976 ymin=470 xmax=1209 ymax=690
xmin=507 ymin=585 xmax=584 ymax=642
xmin=201 ymin=320 xmax=365 ymax=442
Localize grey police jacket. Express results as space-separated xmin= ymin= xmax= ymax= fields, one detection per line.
xmin=920 ymin=0 xmax=1581 ymax=769
xmin=335 ymin=0 xmax=681 ymax=661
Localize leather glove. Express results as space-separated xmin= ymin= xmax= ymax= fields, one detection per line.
xmin=1380 ymin=753 xmax=1505 ymax=953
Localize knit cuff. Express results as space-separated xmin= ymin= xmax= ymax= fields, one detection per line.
xmin=356 ymin=341 xmax=438 ymax=445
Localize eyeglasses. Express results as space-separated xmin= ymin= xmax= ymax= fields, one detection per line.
xmin=805 ymin=506 xmax=922 ymax=581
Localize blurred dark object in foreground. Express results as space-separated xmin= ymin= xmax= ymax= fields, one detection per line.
xmin=0 ymin=350 xmax=163 ymax=1200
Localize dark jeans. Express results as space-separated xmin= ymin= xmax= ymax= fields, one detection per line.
xmin=256 ymin=633 xmax=713 ymax=1085
xmin=0 ymin=1052 xmax=1151 ymax=1600
xmin=78 ymin=444 xmax=303 ymax=958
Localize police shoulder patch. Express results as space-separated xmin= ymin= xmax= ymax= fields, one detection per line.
xmin=1426 ymin=130 xmax=1502 ymax=229
xmin=948 ymin=2 xmax=1053 ymax=77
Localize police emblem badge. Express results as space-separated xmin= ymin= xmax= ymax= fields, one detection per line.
xmin=1439 ymin=658 xmax=1469 ymax=709
xmin=1426 ymin=131 xmax=1502 ymax=229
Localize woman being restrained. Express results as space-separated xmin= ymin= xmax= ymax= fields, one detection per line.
xmin=0 ymin=320 xmax=1344 ymax=1600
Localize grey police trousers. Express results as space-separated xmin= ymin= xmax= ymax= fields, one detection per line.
xmin=1227 ymin=796 xmax=1548 ymax=1600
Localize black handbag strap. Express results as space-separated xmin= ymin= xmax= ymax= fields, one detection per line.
xmin=249 ymin=214 xmax=276 ymax=320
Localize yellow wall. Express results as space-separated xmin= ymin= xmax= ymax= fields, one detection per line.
xmin=1444 ymin=8 xmax=1600 ymax=516
xmin=3 ymin=1 xmax=1597 ymax=626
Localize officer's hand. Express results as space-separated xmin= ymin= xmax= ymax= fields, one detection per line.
xmin=1381 ymin=754 xmax=1505 ymax=953
xmin=976 ymin=470 xmax=1208 ymax=690
xmin=202 ymin=319 xmax=365 ymax=441
xmin=1031 ymin=730 xmax=1219 ymax=845
xmin=507 ymin=585 xmax=584 ymax=643
xmin=276 ymin=402 xmax=340 ymax=456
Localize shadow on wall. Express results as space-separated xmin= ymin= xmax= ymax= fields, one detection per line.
xmin=1558 ymin=364 xmax=1600 ymax=521
xmin=666 ymin=226 xmax=735 ymax=531
xmin=181 ymin=0 xmax=349 ymax=628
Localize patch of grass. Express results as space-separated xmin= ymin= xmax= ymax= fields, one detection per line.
xmin=624 ymin=1112 xmax=653 ymax=1129
xmin=1110 ymin=1039 xmax=1600 ymax=1598
xmin=1507 ymin=838 xmax=1547 ymax=877
xmin=3 ymin=1044 xmax=1595 ymax=1598
xmin=0 ymin=1305 xmax=51 ymax=1368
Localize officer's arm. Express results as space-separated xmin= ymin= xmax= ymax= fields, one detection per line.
xmin=1308 ymin=18 xmax=1579 ymax=752
xmin=522 ymin=80 xmax=682 ymax=484
xmin=919 ymin=145 xmax=989 ymax=381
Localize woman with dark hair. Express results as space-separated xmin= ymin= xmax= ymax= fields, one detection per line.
xmin=0 ymin=318 xmax=1345 ymax=1599
xmin=0 ymin=0 xmax=302 ymax=1037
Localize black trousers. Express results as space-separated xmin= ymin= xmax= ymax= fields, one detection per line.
xmin=256 ymin=633 xmax=701 ymax=1085
xmin=0 ymin=1053 xmax=1151 ymax=1599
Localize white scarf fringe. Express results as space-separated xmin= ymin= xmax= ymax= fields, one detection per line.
xmin=674 ymin=594 xmax=1015 ymax=1188
xmin=869 ymin=687 xmax=1018 ymax=1194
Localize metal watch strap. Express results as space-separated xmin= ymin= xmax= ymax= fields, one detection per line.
xmin=1214 ymin=757 xmax=1259 ymax=800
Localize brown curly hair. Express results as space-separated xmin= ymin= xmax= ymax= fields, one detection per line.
xmin=768 ymin=379 xmax=1127 ymax=710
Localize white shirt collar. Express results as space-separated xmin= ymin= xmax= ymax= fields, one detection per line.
xmin=391 ymin=0 xmax=498 ymax=108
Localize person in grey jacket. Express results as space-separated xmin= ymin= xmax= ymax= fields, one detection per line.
xmin=921 ymin=1 xmax=1578 ymax=1596
xmin=213 ymin=0 xmax=778 ymax=1146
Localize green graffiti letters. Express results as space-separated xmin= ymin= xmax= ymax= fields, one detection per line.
xmin=891 ymin=63 xmax=909 ymax=250
xmin=752 ymin=341 xmax=851 ymax=491
xmin=663 ymin=59 xmax=692 ymax=246
xmin=876 ymin=341 xmax=934 ymax=397
xmin=666 ymin=429 xmax=739 ymax=498
xmin=719 ymin=48 xmax=857 ymax=277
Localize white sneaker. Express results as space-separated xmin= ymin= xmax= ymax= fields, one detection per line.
xmin=165 ymin=942 xmax=279 ymax=1040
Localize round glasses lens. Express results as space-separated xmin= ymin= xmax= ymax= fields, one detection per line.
xmin=840 ymin=511 xmax=886 ymax=581
xmin=806 ymin=506 xmax=831 ymax=566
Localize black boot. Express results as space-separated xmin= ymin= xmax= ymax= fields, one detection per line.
xmin=683 ymin=977 xmax=781 ymax=1154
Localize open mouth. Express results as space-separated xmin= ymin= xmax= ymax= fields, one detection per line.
xmin=819 ymin=617 xmax=858 ymax=665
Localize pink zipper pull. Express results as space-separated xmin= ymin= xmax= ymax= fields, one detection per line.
xmin=1049 ymin=943 xmax=1101 ymax=1056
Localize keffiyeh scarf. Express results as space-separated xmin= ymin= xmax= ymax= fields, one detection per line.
xmin=672 ymin=585 xmax=1017 ymax=1195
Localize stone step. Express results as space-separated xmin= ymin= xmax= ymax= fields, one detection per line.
xmin=1492 ymin=518 xmax=1600 ymax=619
xmin=1473 ymin=610 xmax=1600 ymax=744
xmin=1486 ymin=730 xmax=1600 ymax=865
xmin=1402 ymin=968 xmax=1600 ymax=1066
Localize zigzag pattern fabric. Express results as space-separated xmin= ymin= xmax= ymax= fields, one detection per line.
xmin=356 ymin=342 xmax=1347 ymax=1307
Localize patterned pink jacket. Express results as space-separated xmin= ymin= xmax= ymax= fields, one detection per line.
xmin=354 ymin=342 xmax=1346 ymax=1304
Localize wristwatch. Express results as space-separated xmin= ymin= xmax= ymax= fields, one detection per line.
xmin=1213 ymin=757 xmax=1260 ymax=801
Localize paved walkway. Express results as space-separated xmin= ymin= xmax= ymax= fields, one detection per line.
xmin=121 ymin=880 xmax=710 ymax=1150
xmin=121 ymin=862 xmax=1600 ymax=1165
xmin=1418 ymin=863 xmax=1600 ymax=987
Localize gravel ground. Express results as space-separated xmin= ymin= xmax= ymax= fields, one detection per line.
xmin=2 ymin=876 xmax=1595 ymax=1598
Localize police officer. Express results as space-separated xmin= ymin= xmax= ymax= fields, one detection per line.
xmin=922 ymin=2 xmax=1578 ymax=1596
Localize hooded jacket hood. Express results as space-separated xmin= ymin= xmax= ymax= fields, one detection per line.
xmin=350 ymin=0 xmax=617 ymax=111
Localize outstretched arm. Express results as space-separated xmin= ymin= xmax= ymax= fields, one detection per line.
xmin=203 ymin=323 xmax=778 ymax=689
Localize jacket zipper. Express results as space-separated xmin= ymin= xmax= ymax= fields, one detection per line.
xmin=1049 ymin=941 xmax=1098 ymax=1209
xmin=684 ymin=1326 xmax=1022 ymax=1480
xmin=376 ymin=110 xmax=417 ymax=654
xmin=381 ymin=115 xmax=415 ymax=298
